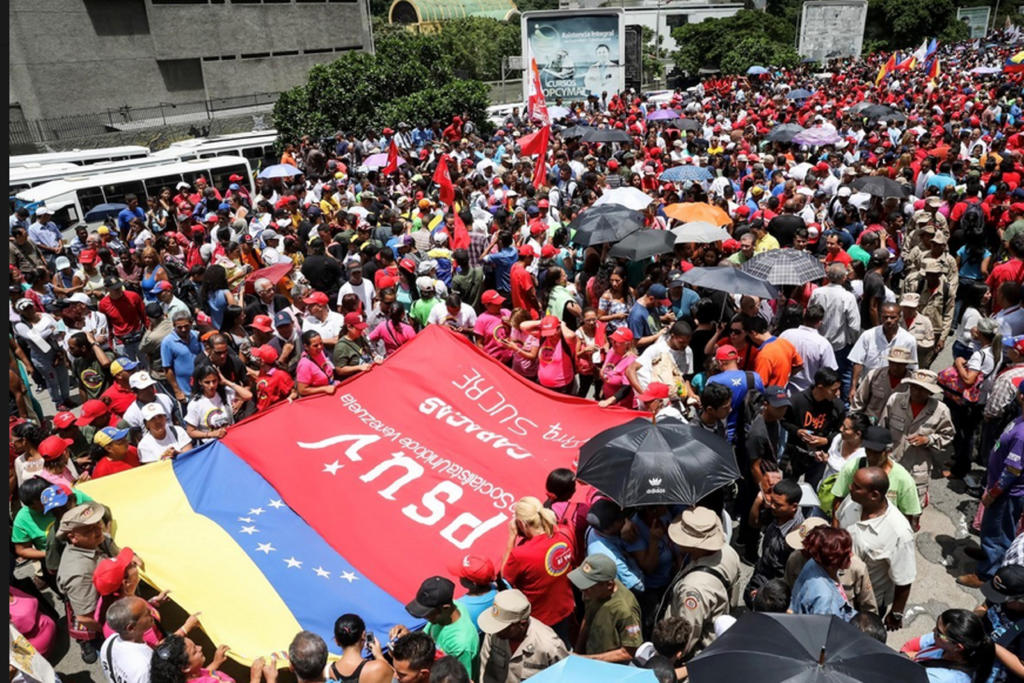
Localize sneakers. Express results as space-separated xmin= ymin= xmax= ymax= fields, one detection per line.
xmin=956 ymin=573 xmax=985 ymax=589
xmin=79 ymin=639 xmax=99 ymax=664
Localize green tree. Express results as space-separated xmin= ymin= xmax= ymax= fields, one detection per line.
xmin=670 ymin=9 xmax=796 ymax=75
xmin=863 ymin=0 xmax=965 ymax=51
xmin=640 ymin=26 xmax=664 ymax=84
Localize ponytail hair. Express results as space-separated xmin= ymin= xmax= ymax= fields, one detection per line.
xmin=514 ymin=496 xmax=557 ymax=537
xmin=932 ymin=609 xmax=995 ymax=683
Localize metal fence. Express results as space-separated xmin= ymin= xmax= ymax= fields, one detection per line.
xmin=10 ymin=92 xmax=280 ymax=147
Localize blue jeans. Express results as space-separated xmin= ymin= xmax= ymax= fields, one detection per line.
xmin=835 ymin=345 xmax=852 ymax=409
xmin=979 ymin=494 xmax=1024 ymax=578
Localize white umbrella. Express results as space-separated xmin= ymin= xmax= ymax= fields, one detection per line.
xmin=672 ymin=221 xmax=730 ymax=244
xmin=593 ymin=186 xmax=654 ymax=212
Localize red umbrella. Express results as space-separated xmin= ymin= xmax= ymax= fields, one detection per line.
xmin=243 ymin=262 xmax=293 ymax=295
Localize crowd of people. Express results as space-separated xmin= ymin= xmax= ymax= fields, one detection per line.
xmin=10 ymin=23 xmax=1024 ymax=683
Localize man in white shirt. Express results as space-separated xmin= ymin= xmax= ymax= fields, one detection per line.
xmin=627 ymin=321 xmax=694 ymax=393
xmin=848 ymin=303 xmax=918 ymax=404
xmin=337 ymin=258 xmax=375 ymax=312
xmin=121 ymin=371 xmax=178 ymax=430
xmin=779 ymin=303 xmax=838 ymax=394
xmin=137 ymin=402 xmax=192 ymax=463
xmin=260 ymin=229 xmax=291 ymax=266
xmin=301 ymin=291 xmax=345 ymax=347
xmin=808 ymin=265 xmax=860 ymax=399
xmin=427 ymin=293 xmax=478 ymax=332
xmin=100 ymin=597 xmax=156 ymax=683
xmin=836 ymin=467 xmax=916 ymax=630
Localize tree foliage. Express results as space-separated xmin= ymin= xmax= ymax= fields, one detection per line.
xmin=272 ymin=32 xmax=490 ymax=143
xmin=863 ymin=0 xmax=966 ymax=51
xmin=670 ymin=10 xmax=798 ymax=75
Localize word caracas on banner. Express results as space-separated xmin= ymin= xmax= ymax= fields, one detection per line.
xmin=82 ymin=326 xmax=638 ymax=662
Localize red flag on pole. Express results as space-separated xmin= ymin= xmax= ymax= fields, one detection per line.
xmin=432 ymin=154 xmax=455 ymax=207
xmin=518 ymin=125 xmax=551 ymax=189
xmin=450 ymin=212 xmax=470 ymax=250
xmin=382 ymin=137 xmax=400 ymax=175
xmin=527 ymin=58 xmax=550 ymax=127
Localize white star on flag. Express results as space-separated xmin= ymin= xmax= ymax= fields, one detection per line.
xmin=248 ymin=507 xmax=265 ymax=516
xmin=313 ymin=566 xmax=331 ymax=578
xmin=238 ymin=517 xmax=254 ymax=523
xmin=240 ymin=525 xmax=259 ymax=535
xmin=284 ymin=557 xmax=303 ymax=568
xmin=255 ymin=543 xmax=276 ymax=554
xmin=268 ymin=499 xmax=285 ymax=509
xmin=339 ymin=571 xmax=358 ymax=583
xmin=323 ymin=460 xmax=344 ymax=475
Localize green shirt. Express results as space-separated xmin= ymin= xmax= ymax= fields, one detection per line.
xmin=425 ymin=601 xmax=480 ymax=679
xmin=581 ymin=581 xmax=643 ymax=655
xmin=410 ymin=297 xmax=438 ymax=328
xmin=1005 ymin=219 xmax=1024 ymax=246
xmin=12 ymin=490 xmax=93 ymax=550
xmin=332 ymin=336 xmax=370 ymax=369
xmin=546 ymin=285 xmax=575 ymax=322
xmin=847 ymin=244 xmax=871 ymax=267
xmin=452 ymin=268 xmax=484 ymax=309
xmin=831 ymin=456 xmax=922 ymax=517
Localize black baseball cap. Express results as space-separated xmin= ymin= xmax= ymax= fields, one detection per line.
xmin=405 ymin=576 xmax=454 ymax=618
xmin=862 ymin=426 xmax=894 ymax=452
xmin=586 ymin=498 xmax=626 ymax=532
xmin=983 ymin=565 xmax=1024 ymax=604
xmin=764 ymin=385 xmax=790 ymax=408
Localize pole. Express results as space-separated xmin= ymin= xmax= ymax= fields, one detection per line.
xmin=366 ymin=0 xmax=376 ymax=55
xmin=991 ymin=0 xmax=1002 ymax=33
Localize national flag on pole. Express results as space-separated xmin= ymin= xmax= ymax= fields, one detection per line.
xmin=926 ymin=56 xmax=941 ymax=84
xmin=925 ymin=38 xmax=938 ymax=58
xmin=527 ymin=58 xmax=550 ymax=127
xmin=382 ymin=137 xmax=400 ymax=175
xmin=518 ymin=125 xmax=551 ymax=189
xmin=894 ymin=52 xmax=917 ymax=72
xmin=433 ymin=154 xmax=455 ymax=206
xmin=876 ymin=54 xmax=896 ymax=84
xmin=912 ymin=39 xmax=928 ymax=67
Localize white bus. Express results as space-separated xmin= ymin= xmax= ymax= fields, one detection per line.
xmin=10 ymin=163 xmax=85 ymax=196
xmin=9 ymin=145 xmax=151 ymax=169
xmin=13 ymin=156 xmax=254 ymax=235
xmin=163 ymin=130 xmax=278 ymax=169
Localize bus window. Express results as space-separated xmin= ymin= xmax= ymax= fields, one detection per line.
xmin=143 ymin=175 xmax=184 ymax=201
xmin=211 ymin=164 xmax=251 ymax=191
xmin=77 ymin=186 xmax=106 ymax=216
xmin=101 ymin=180 xmax=146 ymax=205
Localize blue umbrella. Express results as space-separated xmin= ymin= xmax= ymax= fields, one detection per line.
xmin=526 ymin=656 xmax=657 ymax=682
xmin=84 ymin=203 xmax=128 ymax=223
xmin=786 ymin=88 xmax=814 ymax=100
xmin=661 ymin=165 xmax=713 ymax=183
xmin=258 ymin=163 xmax=302 ymax=179
xmin=746 ymin=65 xmax=769 ymax=75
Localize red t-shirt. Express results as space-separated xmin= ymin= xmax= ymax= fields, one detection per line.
xmin=255 ymin=368 xmax=294 ymax=412
xmin=510 ymin=262 xmax=539 ymax=319
xmin=98 ymin=291 xmax=146 ymax=339
xmin=100 ymin=383 xmax=136 ymax=417
xmin=502 ymin=529 xmax=576 ymax=626
xmin=92 ymin=446 xmax=139 ymax=479
xmin=825 ymin=250 xmax=853 ymax=267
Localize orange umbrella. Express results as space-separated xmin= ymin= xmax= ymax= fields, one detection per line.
xmin=664 ymin=202 xmax=732 ymax=226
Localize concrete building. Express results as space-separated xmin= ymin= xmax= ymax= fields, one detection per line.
xmin=9 ymin=0 xmax=373 ymax=122
xmin=558 ymin=0 xmax=742 ymax=54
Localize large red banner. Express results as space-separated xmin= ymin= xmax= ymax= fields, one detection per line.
xmin=222 ymin=326 xmax=639 ymax=603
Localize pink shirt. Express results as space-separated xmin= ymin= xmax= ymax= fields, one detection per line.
xmin=10 ymin=587 xmax=57 ymax=656
xmin=295 ymin=351 xmax=334 ymax=387
xmin=474 ymin=310 xmax=512 ymax=363
xmin=369 ymin=320 xmax=416 ymax=356
xmin=511 ymin=329 xmax=540 ymax=378
xmin=537 ymin=336 xmax=574 ymax=389
xmin=600 ymin=350 xmax=636 ymax=405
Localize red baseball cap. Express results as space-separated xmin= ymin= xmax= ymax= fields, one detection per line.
xmin=251 ymin=344 xmax=280 ymax=365
xmin=39 ymin=435 xmax=74 ymax=460
xmin=78 ymin=249 xmax=98 ymax=265
xmin=637 ymin=382 xmax=670 ymax=403
xmin=530 ymin=223 xmax=546 ymax=235
xmin=75 ymin=399 xmax=109 ymax=426
xmin=303 ymin=291 xmax=329 ymax=306
xmin=228 ymin=174 xmax=244 ymax=183
xmin=610 ymin=327 xmax=634 ymax=343
xmin=399 ymin=257 xmax=416 ymax=272
xmin=541 ymin=244 xmax=558 ymax=258
xmin=447 ymin=554 xmax=496 ymax=585
xmin=250 ymin=315 xmax=274 ymax=333
xmin=518 ymin=245 xmax=534 ymax=257
xmin=92 ymin=548 xmax=136 ymax=596
xmin=53 ymin=411 xmax=76 ymax=429
xmin=715 ymin=344 xmax=739 ymax=362
xmin=344 ymin=312 xmax=367 ymax=331
xmin=540 ymin=315 xmax=561 ymax=336
xmin=481 ymin=290 xmax=505 ymax=306
xmin=537 ymin=199 xmax=550 ymax=209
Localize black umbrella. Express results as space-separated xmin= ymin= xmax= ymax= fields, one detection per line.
xmin=851 ymin=175 xmax=908 ymax=198
xmin=607 ymin=229 xmax=677 ymax=261
xmin=670 ymin=118 xmax=701 ymax=132
xmin=559 ymin=125 xmax=590 ymax=139
xmin=583 ymin=128 xmax=633 ymax=143
xmin=766 ymin=124 xmax=805 ymax=143
xmin=687 ymin=613 xmax=927 ymax=683
xmin=569 ymin=205 xmax=644 ymax=247
xmin=577 ymin=417 xmax=740 ymax=508
xmin=872 ymin=110 xmax=907 ymax=125
xmin=858 ymin=104 xmax=896 ymax=118
xmin=741 ymin=249 xmax=825 ymax=286
xmin=680 ymin=266 xmax=779 ymax=299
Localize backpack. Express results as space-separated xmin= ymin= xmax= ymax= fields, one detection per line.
xmin=961 ymin=201 xmax=985 ymax=243
xmin=734 ymin=372 xmax=765 ymax=450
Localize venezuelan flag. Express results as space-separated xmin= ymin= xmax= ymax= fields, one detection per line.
xmin=927 ymin=57 xmax=941 ymax=84
xmin=77 ymin=442 xmax=417 ymax=664
xmin=876 ymin=54 xmax=896 ymax=85
xmin=1005 ymin=51 xmax=1024 ymax=74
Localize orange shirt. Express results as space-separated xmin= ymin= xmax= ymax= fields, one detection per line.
xmin=753 ymin=337 xmax=803 ymax=387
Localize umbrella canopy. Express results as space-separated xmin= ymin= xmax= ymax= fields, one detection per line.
xmin=746 ymin=65 xmax=768 ymax=75
xmin=663 ymin=202 xmax=732 ymax=226
xmin=670 ymin=118 xmax=701 ymax=132
xmin=856 ymin=104 xmax=895 ymax=118
xmin=680 ymin=266 xmax=779 ymax=299
xmin=568 ymin=205 xmax=644 ymax=247
xmin=360 ymin=153 xmax=406 ymax=171
xmin=851 ymin=175 xmax=908 ymax=198
xmin=741 ymin=249 xmax=825 ymax=286
xmin=583 ymin=128 xmax=633 ymax=143
xmin=646 ymin=108 xmax=680 ymax=121
xmin=786 ymin=88 xmax=814 ymax=99
xmin=688 ymin=613 xmax=927 ymax=683
xmin=559 ymin=125 xmax=590 ymax=139
xmin=672 ymin=222 xmax=730 ymax=244
xmin=527 ymin=656 xmax=657 ymax=683
xmin=243 ymin=262 xmax=295 ymax=295
xmin=593 ymin=186 xmax=654 ymax=212
xmin=577 ymin=417 xmax=740 ymax=508
xmin=608 ymin=229 xmax=677 ymax=261
xmin=660 ymin=165 xmax=714 ymax=183
xmin=258 ymin=163 xmax=302 ymax=179
xmin=848 ymin=101 xmax=877 ymax=114
xmin=84 ymin=203 xmax=128 ymax=223
xmin=792 ymin=127 xmax=842 ymax=146
xmin=971 ymin=66 xmax=1002 ymax=74
xmin=766 ymin=124 xmax=805 ymax=143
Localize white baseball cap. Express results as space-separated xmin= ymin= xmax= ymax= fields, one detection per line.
xmin=129 ymin=371 xmax=158 ymax=390
xmin=68 ymin=292 xmax=92 ymax=305
xmin=141 ymin=402 xmax=166 ymax=421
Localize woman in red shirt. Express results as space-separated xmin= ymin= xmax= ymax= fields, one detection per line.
xmin=501 ymin=496 xmax=576 ymax=645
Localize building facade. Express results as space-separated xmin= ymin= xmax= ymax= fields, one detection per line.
xmin=9 ymin=0 xmax=373 ymax=121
